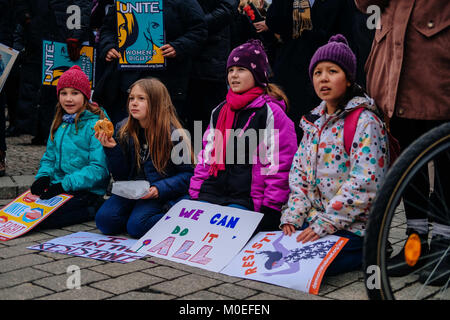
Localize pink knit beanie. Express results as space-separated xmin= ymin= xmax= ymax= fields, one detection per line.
xmin=56 ymin=65 xmax=91 ymax=100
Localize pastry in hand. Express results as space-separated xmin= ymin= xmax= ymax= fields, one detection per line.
xmin=94 ymin=118 xmax=114 ymax=138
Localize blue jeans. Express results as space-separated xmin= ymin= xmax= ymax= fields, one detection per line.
xmin=95 ymin=194 xmax=165 ymax=239
xmin=299 ymin=222 xmax=364 ymax=276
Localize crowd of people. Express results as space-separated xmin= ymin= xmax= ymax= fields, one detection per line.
xmin=0 ymin=0 xmax=448 ymax=282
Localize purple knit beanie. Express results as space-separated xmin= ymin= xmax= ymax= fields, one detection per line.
xmin=309 ymin=34 xmax=356 ymax=82
xmin=226 ymin=39 xmax=269 ymax=87
xmin=56 ymin=65 xmax=91 ymax=100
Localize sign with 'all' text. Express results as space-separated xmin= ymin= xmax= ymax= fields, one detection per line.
xmin=131 ymin=200 xmax=263 ymax=272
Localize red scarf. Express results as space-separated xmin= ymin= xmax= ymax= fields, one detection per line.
xmin=209 ymin=87 xmax=264 ymax=177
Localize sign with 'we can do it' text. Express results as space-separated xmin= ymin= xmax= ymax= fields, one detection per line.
xmin=131 ymin=200 xmax=263 ymax=272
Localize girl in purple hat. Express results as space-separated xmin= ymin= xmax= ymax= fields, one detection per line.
xmin=189 ymin=39 xmax=298 ymax=233
xmin=280 ymin=34 xmax=389 ymax=275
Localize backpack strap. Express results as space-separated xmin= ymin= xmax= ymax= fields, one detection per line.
xmin=344 ymin=107 xmax=365 ymax=155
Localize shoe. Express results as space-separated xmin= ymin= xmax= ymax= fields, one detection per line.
xmin=419 ymin=235 xmax=450 ymax=286
xmin=387 ymin=229 xmax=429 ymax=277
xmin=0 ymin=151 xmax=5 ymax=177
xmin=5 ymin=125 xmax=21 ymax=137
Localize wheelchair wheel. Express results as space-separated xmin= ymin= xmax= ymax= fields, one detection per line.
xmin=364 ymin=122 xmax=450 ymax=300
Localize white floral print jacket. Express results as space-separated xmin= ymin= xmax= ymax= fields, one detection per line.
xmin=280 ymin=96 xmax=389 ymax=238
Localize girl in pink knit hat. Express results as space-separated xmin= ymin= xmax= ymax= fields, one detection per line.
xmin=30 ymin=66 xmax=110 ymax=229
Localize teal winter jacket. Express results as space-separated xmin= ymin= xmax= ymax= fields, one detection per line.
xmin=35 ymin=109 xmax=110 ymax=196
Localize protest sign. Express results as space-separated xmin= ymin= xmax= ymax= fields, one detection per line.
xmin=28 ymin=232 xmax=146 ymax=263
xmin=41 ymin=40 xmax=95 ymax=87
xmin=0 ymin=191 xmax=72 ymax=241
xmin=0 ymin=43 xmax=19 ymax=93
xmin=131 ymin=199 xmax=263 ymax=272
xmin=115 ymin=0 xmax=165 ymax=69
xmin=221 ymin=231 xmax=348 ymax=295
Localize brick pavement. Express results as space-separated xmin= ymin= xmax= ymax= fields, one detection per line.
xmin=0 ymin=134 xmax=371 ymax=301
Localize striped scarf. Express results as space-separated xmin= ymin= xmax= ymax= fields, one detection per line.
xmin=293 ymin=0 xmax=313 ymax=39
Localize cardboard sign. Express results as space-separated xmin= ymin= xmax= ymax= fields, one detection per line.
xmin=131 ymin=200 xmax=263 ymax=272
xmin=0 ymin=191 xmax=73 ymax=241
xmin=115 ymin=0 xmax=165 ymax=69
xmin=42 ymin=40 xmax=95 ymax=87
xmin=0 ymin=43 xmax=19 ymax=93
xmin=28 ymin=232 xmax=147 ymax=263
xmin=221 ymin=231 xmax=348 ymax=295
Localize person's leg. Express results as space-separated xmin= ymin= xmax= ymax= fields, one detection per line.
xmin=95 ymin=194 xmax=135 ymax=235
xmin=126 ymin=199 xmax=165 ymax=238
xmin=324 ymin=230 xmax=364 ymax=276
xmin=36 ymin=192 xmax=103 ymax=230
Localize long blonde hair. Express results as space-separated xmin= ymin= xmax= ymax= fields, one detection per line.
xmin=265 ymin=83 xmax=290 ymax=113
xmin=119 ymin=78 xmax=194 ymax=174
xmin=50 ymin=99 xmax=106 ymax=141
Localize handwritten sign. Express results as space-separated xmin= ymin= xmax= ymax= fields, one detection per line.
xmin=28 ymin=232 xmax=147 ymax=263
xmin=220 ymin=231 xmax=348 ymax=295
xmin=42 ymin=40 xmax=95 ymax=87
xmin=0 ymin=191 xmax=72 ymax=241
xmin=131 ymin=200 xmax=263 ymax=272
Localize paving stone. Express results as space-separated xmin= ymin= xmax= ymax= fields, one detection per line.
xmin=324 ymin=271 xmax=364 ymax=287
xmin=62 ymin=224 xmax=96 ymax=232
xmin=151 ymin=274 xmax=222 ymax=296
xmin=90 ymin=272 xmax=163 ymax=295
xmin=245 ymin=293 xmax=287 ymax=300
xmin=89 ymin=259 xmax=155 ymax=277
xmin=11 ymin=175 xmax=35 ymax=194
xmin=0 ymin=176 xmax=18 ymax=199
xmin=236 ymin=279 xmax=322 ymax=300
xmin=0 ymin=283 xmax=53 ymax=300
xmin=0 ymin=253 xmax=53 ymax=273
xmin=109 ymin=291 xmax=176 ymax=300
xmin=324 ymin=280 xmax=368 ymax=300
xmin=141 ymin=265 xmax=188 ymax=280
xmin=33 ymin=256 xmax=104 ymax=275
xmin=0 ymin=267 xmax=51 ymax=289
xmin=180 ymin=290 xmax=232 ymax=300
xmin=38 ymin=286 xmax=113 ymax=300
xmin=208 ymin=283 xmax=258 ymax=300
xmin=1 ymin=232 xmax=52 ymax=246
xmin=0 ymin=241 xmax=43 ymax=258
xmin=33 ymin=269 xmax=110 ymax=292
xmin=39 ymin=229 xmax=73 ymax=238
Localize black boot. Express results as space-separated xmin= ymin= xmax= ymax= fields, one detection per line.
xmin=387 ymin=229 xmax=429 ymax=277
xmin=0 ymin=150 xmax=5 ymax=177
xmin=419 ymin=235 xmax=450 ymax=286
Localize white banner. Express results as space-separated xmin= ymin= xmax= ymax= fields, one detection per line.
xmin=131 ymin=200 xmax=263 ymax=272
xmin=28 ymin=232 xmax=147 ymax=263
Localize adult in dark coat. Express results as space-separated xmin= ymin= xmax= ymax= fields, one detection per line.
xmin=266 ymin=0 xmax=359 ymax=140
xmin=185 ymin=0 xmax=237 ymax=136
xmin=93 ymin=0 xmax=207 ymax=125
xmin=13 ymin=0 xmax=92 ymax=144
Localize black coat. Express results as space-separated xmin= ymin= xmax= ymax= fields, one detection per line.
xmin=14 ymin=0 xmax=92 ymax=60
xmin=190 ymin=0 xmax=237 ymax=82
xmin=97 ymin=0 xmax=207 ymax=104
xmin=266 ymin=0 xmax=357 ymax=133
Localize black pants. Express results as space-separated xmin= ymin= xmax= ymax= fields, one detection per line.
xmin=35 ymin=191 xmax=104 ymax=230
xmin=390 ymin=116 xmax=449 ymax=227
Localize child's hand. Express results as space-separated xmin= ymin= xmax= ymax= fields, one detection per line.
xmin=281 ymin=224 xmax=296 ymax=236
xmin=95 ymin=131 xmax=117 ymax=148
xmin=296 ymin=227 xmax=320 ymax=244
xmin=141 ymin=186 xmax=159 ymax=199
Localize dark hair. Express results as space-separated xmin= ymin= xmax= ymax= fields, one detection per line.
xmin=338 ymin=82 xmax=368 ymax=109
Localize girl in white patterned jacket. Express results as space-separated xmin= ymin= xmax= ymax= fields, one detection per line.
xmin=280 ymin=34 xmax=389 ymax=276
